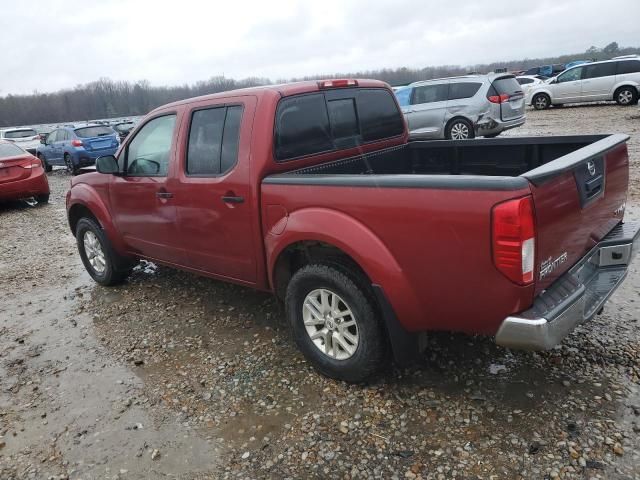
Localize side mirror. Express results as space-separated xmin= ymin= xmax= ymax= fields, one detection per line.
xmin=96 ymin=155 xmax=119 ymax=174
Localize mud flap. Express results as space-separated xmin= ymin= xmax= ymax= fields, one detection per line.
xmin=372 ymin=284 xmax=419 ymax=367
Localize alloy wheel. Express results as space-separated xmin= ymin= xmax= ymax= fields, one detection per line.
xmin=618 ymin=90 xmax=633 ymax=105
xmin=302 ymin=288 xmax=359 ymax=360
xmin=83 ymin=230 xmax=106 ymax=274
xmin=450 ymin=122 xmax=470 ymax=140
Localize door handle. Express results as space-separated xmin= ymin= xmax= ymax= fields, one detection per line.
xmin=156 ymin=191 xmax=173 ymax=199
xmin=221 ymin=195 xmax=244 ymax=204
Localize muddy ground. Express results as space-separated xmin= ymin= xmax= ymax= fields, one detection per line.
xmin=1 ymin=104 xmax=640 ymax=480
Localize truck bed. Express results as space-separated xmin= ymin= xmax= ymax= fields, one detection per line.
xmin=266 ymin=134 xmax=626 ymax=186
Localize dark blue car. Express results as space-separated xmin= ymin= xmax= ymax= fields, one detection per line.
xmin=37 ymin=125 xmax=119 ymax=174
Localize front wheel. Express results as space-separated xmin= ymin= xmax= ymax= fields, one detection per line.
xmin=76 ymin=217 xmax=132 ymax=286
xmin=285 ymin=264 xmax=387 ymax=383
xmin=446 ymin=119 xmax=474 ymax=140
xmin=615 ymin=86 xmax=638 ymax=106
xmin=38 ymin=154 xmax=52 ymax=172
xmin=532 ymin=93 xmax=551 ymax=110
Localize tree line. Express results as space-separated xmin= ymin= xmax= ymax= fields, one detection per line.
xmin=1 ymin=42 xmax=637 ymax=127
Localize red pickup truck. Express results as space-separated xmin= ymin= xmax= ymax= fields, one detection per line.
xmin=66 ymin=79 xmax=639 ymax=382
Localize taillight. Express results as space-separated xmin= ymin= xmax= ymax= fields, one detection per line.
xmin=492 ymin=196 xmax=536 ymax=285
xmin=317 ymin=79 xmax=358 ymax=89
xmin=71 ymin=139 xmax=83 ymax=147
xmin=488 ymin=93 xmax=510 ymax=104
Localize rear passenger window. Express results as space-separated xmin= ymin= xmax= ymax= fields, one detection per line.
xmin=448 ymin=82 xmax=482 ymax=100
xmin=583 ymin=63 xmax=617 ymax=79
xmin=411 ymin=84 xmax=448 ymax=105
xmin=356 ymin=89 xmax=404 ymax=142
xmin=187 ymin=105 xmax=244 ymax=175
xmin=275 ymin=94 xmax=332 ymax=161
xmin=617 ymin=60 xmax=640 ymax=74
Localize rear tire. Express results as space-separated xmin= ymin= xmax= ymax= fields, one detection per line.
xmin=532 ymin=93 xmax=550 ymax=110
xmin=37 ymin=194 xmax=49 ymax=204
xmin=445 ymin=118 xmax=474 ymax=140
xmin=76 ymin=217 xmax=133 ymax=286
xmin=615 ymin=86 xmax=638 ymax=106
xmin=38 ymin=154 xmax=52 ymax=172
xmin=285 ymin=264 xmax=387 ymax=383
xmin=64 ymin=154 xmax=77 ymax=175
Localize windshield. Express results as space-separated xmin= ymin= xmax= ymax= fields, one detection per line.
xmin=0 ymin=143 xmax=26 ymax=158
xmin=4 ymin=129 xmax=37 ymax=139
xmin=74 ymin=126 xmax=115 ymax=138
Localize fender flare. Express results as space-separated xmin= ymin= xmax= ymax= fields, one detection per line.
xmin=67 ymin=183 xmax=128 ymax=254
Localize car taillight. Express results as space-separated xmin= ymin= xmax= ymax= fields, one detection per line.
xmin=492 ymin=196 xmax=536 ymax=285
xmin=488 ymin=93 xmax=510 ymax=104
xmin=317 ymin=79 xmax=358 ymax=89
xmin=71 ymin=139 xmax=83 ymax=147
xmin=19 ymin=159 xmax=41 ymax=169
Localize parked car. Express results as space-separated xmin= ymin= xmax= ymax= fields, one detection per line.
xmin=516 ymin=75 xmax=546 ymax=104
xmin=524 ymin=64 xmax=565 ymax=78
xmin=37 ymin=125 xmax=119 ymax=174
xmin=529 ymin=57 xmax=640 ymax=109
xmin=112 ymin=121 xmax=137 ymax=142
xmin=66 ymin=79 xmax=638 ymax=382
xmin=0 ymin=127 xmax=41 ymax=154
xmin=564 ymin=60 xmax=591 ymax=70
xmin=0 ymin=140 xmax=49 ymax=204
xmin=394 ymin=74 xmax=525 ymax=139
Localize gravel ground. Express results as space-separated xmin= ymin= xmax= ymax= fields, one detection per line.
xmin=1 ymin=103 xmax=640 ymax=479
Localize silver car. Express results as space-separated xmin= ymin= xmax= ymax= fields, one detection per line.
xmin=529 ymin=56 xmax=640 ymax=109
xmin=394 ymin=73 xmax=526 ymax=140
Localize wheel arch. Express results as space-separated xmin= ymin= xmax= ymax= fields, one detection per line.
xmin=266 ymin=208 xmax=422 ymax=365
xmin=67 ymin=184 xmax=128 ymax=254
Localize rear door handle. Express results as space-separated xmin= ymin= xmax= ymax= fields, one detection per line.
xmin=156 ymin=191 xmax=173 ymax=199
xmin=221 ymin=195 xmax=244 ymax=204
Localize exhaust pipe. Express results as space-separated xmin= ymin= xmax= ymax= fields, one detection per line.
xmin=22 ymin=197 xmax=38 ymax=207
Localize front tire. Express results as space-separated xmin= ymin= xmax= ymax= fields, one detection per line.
xmin=445 ymin=118 xmax=474 ymax=140
xmin=615 ymin=86 xmax=638 ymax=106
xmin=76 ymin=217 xmax=132 ymax=286
xmin=532 ymin=93 xmax=550 ymax=110
xmin=38 ymin=154 xmax=52 ymax=172
xmin=285 ymin=264 xmax=387 ymax=383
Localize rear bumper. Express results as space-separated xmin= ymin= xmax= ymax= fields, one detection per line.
xmin=476 ymin=116 xmax=525 ymax=136
xmin=0 ymin=168 xmax=50 ymax=200
xmin=495 ymin=221 xmax=640 ymax=350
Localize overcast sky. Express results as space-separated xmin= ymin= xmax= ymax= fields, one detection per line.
xmin=2 ymin=0 xmax=639 ymax=96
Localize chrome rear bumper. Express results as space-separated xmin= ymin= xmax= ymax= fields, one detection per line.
xmin=495 ymin=221 xmax=640 ymax=350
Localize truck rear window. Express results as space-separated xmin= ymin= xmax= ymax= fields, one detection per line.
xmin=275 ymin=88 xmax=403 ymax=161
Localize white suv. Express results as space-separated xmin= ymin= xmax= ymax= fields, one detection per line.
xmin=529 ymin=57 xmax=640 ymax=109
xmin=0 ymin=127 xmax=41 ymax=154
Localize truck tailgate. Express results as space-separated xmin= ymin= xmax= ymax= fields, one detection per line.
xmin=523 ymin=134 xmax=630 ymax=294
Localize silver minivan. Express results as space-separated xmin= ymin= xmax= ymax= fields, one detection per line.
xmin=394 ymin=74 xmax=526 ymax=140
xmin=529 ymin=57 xmax=640 ymax=109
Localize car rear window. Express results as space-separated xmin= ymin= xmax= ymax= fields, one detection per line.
xmin=448 ymin=82 xmax=482 ymax=100
xmin=517 ymin=78 xmax=534 ymax=85
xmin=3 ymin=129 xmax=37 ymax=139
xmin=74 ymin=126 xmax=115 ymax=138
xmin=491 ymin=76 xmax=522 ymax=95
xmin=275 ymin=88 xmax=403 ymax=161
xmin=0 ymin=143 xmax=25 ymax=158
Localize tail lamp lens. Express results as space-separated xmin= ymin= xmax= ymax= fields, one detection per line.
xmin=71 ymin=139 xmax=83 ymax=147
xmin=492 ymin=196 xmax=535 ymax=285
